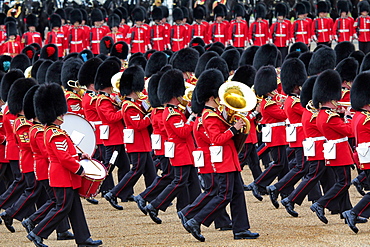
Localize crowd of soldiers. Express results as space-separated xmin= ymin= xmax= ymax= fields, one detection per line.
xmin=1 ymin=0 xmax=370 ymax=246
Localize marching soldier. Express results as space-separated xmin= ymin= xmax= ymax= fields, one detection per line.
xmin=0 ymin=13 xmax=6 ymax=46
xmin=269 ymin=3 xmax=291 ymax=60
xmin=209 ymin=5 xmax=228 ymax=45
xmin=22 ymin=14 xmax=42 ymax=48
xmin=291 ymin=2 xmax=312 ymax=46
xmin=45 ymin=14 xmax=67 ymax=58
xmin=67 ymin=9 xmax=87 ymax=54
xmin=2 ymin=22 xmax=21 ymax=57
xmin=126 ymin=8 xmax=150 ymax=54
xmin=228 ymin=4 xmax=248 ymax=48
xmin=159 ymin=6 xmax=171 ymax=50
xmin=150 ymin=7 xmax=166 ymax=51
xmin=55 ymin=9 xmax=72 ymax=37
xmin=311 ymin=1 xmax=333 ymax=47
xmin=249 ymin=4 xmax=269 ymax=46
xmin=171 ymin=8 xmax=187 ymax=52
xmin=106 ymin=14 xmax=125 ymax=43
xmin=333 ymin=0 xmax=354 ymax=43
xmin=192 ymin=6 xmax=209 ymax=45
xmin=354 ymin=1 xmax=370 ymax=55
xmin=117 ymin=7 xmax=130 ymax=43
xmin=90 ymin=9 xmax=108 ymax=55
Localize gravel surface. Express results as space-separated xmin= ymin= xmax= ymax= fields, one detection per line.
xmin=0 ymin=168 xmax=369 ymax=247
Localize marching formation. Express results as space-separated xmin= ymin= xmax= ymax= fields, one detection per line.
xmin=1 ymin=0 xmax=370 ymax=246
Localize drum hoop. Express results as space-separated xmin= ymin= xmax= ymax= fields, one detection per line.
xmin=80 ymin=158 xmax=107 ymax=180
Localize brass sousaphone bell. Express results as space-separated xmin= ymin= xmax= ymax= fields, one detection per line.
xmin=218 ymin=81 xmax=258 ymax=153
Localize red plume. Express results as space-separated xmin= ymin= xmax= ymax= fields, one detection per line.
xmin=104 ymin=39 xmax=111 ymax=48
xmin=46 ymin=46 xmax=56 ymax=57
xmin=26 ymin=50 xmax=33 ymax=59
xmin=115 ymin=43 xmax=123 ymax=53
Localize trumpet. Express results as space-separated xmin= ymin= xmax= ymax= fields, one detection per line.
xmin=67 ymin=80 xmax=85 ymax=97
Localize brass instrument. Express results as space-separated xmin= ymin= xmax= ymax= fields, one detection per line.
xmin=24 ymin=66 xmax=32 ymax=78
xmin=67 ymin=80 xmax=85 ymax=97
xmin=111 ymin=72 xmax=123 ymax=94
xmin=218 ymin=81 xmax=258 ymax=153
xmin=337 ymin=101 xmax=351 ymax=107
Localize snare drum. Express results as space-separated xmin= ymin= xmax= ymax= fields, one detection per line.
xmin=78 ymin=159 xmax=107 ymax=198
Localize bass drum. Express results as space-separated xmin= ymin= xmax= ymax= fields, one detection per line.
xmin=60 ymin=113 xmax=96 ymax=157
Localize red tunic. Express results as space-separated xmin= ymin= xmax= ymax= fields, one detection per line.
xmin=355 ymin=15 xmax=370 ymax=42
xmin=45 ymin=30 xmax=67 ymax=57
xmin=170 ymin=24 xmax=187 ymax=51
xmin=249 ymin=20 xmax=269 ymax=46
xmin=65 ymin=91 xmax=84 ymax=116
xmin=270 ymin=21 xmax=291 ymax=47
xmin=90 ymin=26 xmax=108 ymax=54
xmin=353 ymin=111 xmax=370 ymax=170
xmin=202 ymin=108 xmax=241 ymax=173
xmin=191 ymin=22 xmax=209 ymax=44
xmin=333 ymin=17 xmax=355 ymax=42
xmin=150 ymin=24 xmax=166 ymax=51
xmin=284 ymin=96 xmax=304 ymax=148
xmin=302 ymin=107 xmax=325 ymax=161
xmin=29 ymin=123 xmax=48 ymax=180
xmin=0 ymin=112 xmax=7 ymax=163
xmin=126 ymin=25 xmax=149 ymax=54
xmin=193 ymin=116 xmax=214 ymax=174
xmin=260 ymin=96 xmax=287 ymax=147
xmin=96 ymin=93 xmax=124 ymax=146
xmin=163 ymin=105 xmax=195 ymax=166
xmin=118 ymin=24 xmax=130 ymax=43
xmin=245 ymin=111 xmax=258 ymax=144
xmin=312 ymin=17 xmax=333 ymax=43
xmin=162 ymin=22 xmax=171 ymax=49
xmin=45 ymin=125 xmax=82 ymax=189
xmin=13 ymin=116 xmax=33 ymax=173
xmin=316 ymin=108 xmax=354 ymax=166
xmin=82 ymin=91 xmax=103 ymax=145
xmin=291 ymin=19 xmax=312 ymax=44
xmin=121 ymin=99 xmax=151 ymax=153
xmin=209 ymin=22 xmax=228 ymax=45
xmin=151 ymin=107 xmax=167 ymax=156
xmin=68 ymin=27 xmax=86 ymax=53
xmin=22 ymin=31 xmax=42 ymax=47
xmin=106 ymin=32 xmax=125 ymax=43
xmin=2 ymin=40 xmax=21 ymax=57
xmin=3 ymin=106 xmax=19 ymax=160
xmin=228 ymin=21 xmax=248 ymax=48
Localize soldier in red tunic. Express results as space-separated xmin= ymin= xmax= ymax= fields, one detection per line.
xmin=117 ymin=7 xmax=130 ymax=43
xmin=269 ymin=3 xmax=291 ymax=60
xmin=126 ymin=8 xmax=149 ymax=54
xmin=192 ymin=6 xmax=209 ymax=44
xmin=354 ymin=1 xmax=370 ymax=54
xmin=228 ymin=4 xmax=248 ymax=48
xmin=249 ymin=4 xmax=269 ymax=46
xmin=333 ymin=0 xmax=354 ymax=43
xmin=67 ymin=9 xmax=87 ymax=54
xmin=291 ymin=2 xmax=312 ymax=46
xmin=159 ymin=6 xmax=171 ymax=50
xmin=209 ymin=5 xmax=228 ymax=45
xmin=312 ymin=1 xmax=333 ymax=47
xmin=106 ymin=14 xmax=125 ymax=43
xmin=150 ymin=7 xmax=166 ymax=51
xmin=2 ymin=22 xmax=22 ymax=57
xmin=0 ymin=13 xmax=7 ymax=47
xmin=45 ymin=14 xmax=67 ymax=58
xmin=310 ymin=69 xmax=354 ymax=224
xmin=90 ymin=9 xmax=108 ymax=55
xmin=171 ymin=8 xmax=187 ymax=52
xmin=22 ymin=14 xmax=42 ymax=48
xmin=26 ymin=83 xmax=102 ymax=247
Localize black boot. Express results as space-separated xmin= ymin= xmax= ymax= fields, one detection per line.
xmin=184 ymin=218 xmax=205 ymax=242
xmin=22 ymin=218 xmax=35 ymax=233
xmin=266 ymin=185 xmax=279 ymax=209
xmin=352 ymin=178 xmax=365 ymax=196
xmin=310 ymin=202 xmax=328 ymax=224
xmin=27 ymin=232 xmax=48 ymax=247
xmin=135 ymin=195 xmax=147 ymax=215
xmin=104 ymin=192 xmax=123 ymax=210
xmin=248 ymin=182 xmax=263 ymax=201
xmin=77 ymin=237 xmax=103 ymax=247
xmin=0 ymin=212 xmax=15 ymax=233
xmin=234 ymin=230 xmax=260 ymax=239
xmin=177 ymin=211 xmax=190 ymax=232
xmin=281 ymin=198 xmax=298 ymax=217
xmin=145 ymin=204 xmax=162 ymax=224
xmin=57 ymin=230 xmax=75 ymax=240
xmin=342 ymin=210 xmax=359 ymax=233
xmin=86 ymin=197 xmax=99 ymax=204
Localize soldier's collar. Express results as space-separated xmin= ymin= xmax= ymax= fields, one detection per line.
xmin=99 ymin=91 xmax=110 ymax=97
xmin=320 ymin=107 xmax=332 ymax=110
xmin=86 ymin=90 xmax=95 ymax=94
xmin=204 ymin=105 xmax=217 ymax=112
xmin=33 ymin=121 xmax=41 ymax=124
xmin=125 ymin=97 xmax=135 ymax=102
xmin=289 ymin=93 xmax=299 ymax=97
xmin=165 ymin=104 xmax=178 ymax=108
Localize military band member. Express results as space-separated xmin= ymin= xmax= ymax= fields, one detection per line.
xmin=228 ymin=4 xmax=248 ymax=48
xmin=312 ymin=1 xmax=333 ymax=47
xmin=354 ymin=1 xmax=370 ymax=55
xmin=171 ymin=8 xmax=187 ymax=52
xmin=27 ymin=83 xmax=102 ymax=247
xmin=2 ymin=22 xmax=21 ymax=57
xmin=159 ymin=5 xmax=171 ymax=50
xmin=90 ymin=9 xmax=108 ymax=55
xmin=45 ymin=14 xmax=67 ymax=58
xmin=310 ymin=69 xmax=354 ymax=224
xmin=192 ymin=6 xmax=209 ymax=44
xmin=126 ymin=8 xmax=150 ymax=54
xmin=333 ymin=0 xmax=354 ymax=43
xmin=291 ymin=2 xmax=312 ymax=46
xmin=249 ymin=4 xmax=269 ymax=46
xmin=106 ymin=14 xmax=125 ymax=44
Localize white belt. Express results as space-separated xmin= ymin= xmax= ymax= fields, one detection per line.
xmin=214 ymin=35 xmax=224 ymax=38
xmin=317 ymin=29 xmax=328 ymax=32
xmin=338 ymin=29 xmax=349 ymax=32
xmin=275 ymin=34 xmax=286 ymax=37
xmin=305 ymin=136 xmax=326 ymax=142
xmin=288 ymin=123 xmax=302 ymax=127
xmin=132 ymin=40 xmax=144 ymax=43
xmin=55 ymin=44 xmax=62 ymax=46
xmin=90 ymin=121 xmax=103 ymax=125
xmin=359 ymin=29 xmax=370 ymax=32
xmin=295 ymin=31 xmax=307 ymax=34
xmin=70 ymin=41 xmax=82 ymax=44
xmin=359 ymin=141 xmax=370 ymax=146
xmin=265 ymin=122 xmax=285 ymax=127
xmin=172 ymin=38 xmax=183 ymax=41
xmin=328 ymin=137 xmax=348 ymax=144
xmin=234 ymin=34 xmax=244 ymax=37
xmin=254 ymin=34 xmax=265 ymax=37
xmin=152 ymin=37 xmax=163 ymax=41
xmin=91 ymin=40 xmax=100 ymax=43
xmin=194 ymin=36 xmax=204 ymax=38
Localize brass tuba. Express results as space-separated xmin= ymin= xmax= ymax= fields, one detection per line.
xmin=218 ymin=81 xmax=258 ymax=153
xmin=111 ymin=72 xmax=123 ymax=94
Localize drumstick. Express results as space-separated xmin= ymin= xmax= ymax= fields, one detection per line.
xmin=74 ymin=145 xmax=102 ymax=171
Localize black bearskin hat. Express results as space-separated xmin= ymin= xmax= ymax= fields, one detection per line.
xmin=10 ymin=54 xmax=30 ymax=72
xmin=189 ymin=37 xmax=206 ymax=47
xmin=214 ymin=4 xmax=225 ymax=17
xmin=78 ymin=49 xmax=94 ymax=62
xmin=298 ymin=51 xmax=313 ymax=72
xmin=290 ymin=42 xmax=309 ymax=53
xmin=157 ymin=69 xmax=185 ymax=104
xmin=221 ymin=49 xmax=240 ymax=72
xmin=300 ymin=75 xmax=318 ymax=107
xmin=1 ymin=69 xmax=24 ymax=101
xmin=159 ymin=6 xmax=169 ymax=18
xmin=281 ymin=58 xmax=307 ymax=95
xmin=61 ymin=58 xmax=83 ymax=90
xmin=110 ymin=41 xmax=129 ymax=60
xmin=94 ymin=59 xmax=121 ymax=90
xmin=286 ymin=51 xmax=300 ymax=60
xmin=254 ymin=65 xmax=277 ymax=96
xmin=25 ymin=14 xmax=38 ymax=28
xmin=132 ymin=8 xmax=145 ymax=22
xmin=173 ymin=8 xmax=184 ymax=21
xmin=351 ymin=72 xmax=370 ymax=111
xmin=128 ymin=56 xmax=147 ymax=70
xmin=359 ymin=0 xmax=370 ymax=13
xmin=207 ymin=45 xmax=223 ymax=55
xmin=334 ymin=41 xmax=355 ymax=65
xmin=360 ymin=52 xmax=370 ymax=72
xmin=193 ymin=6 xmax=205 ymax=19
xmin=350 ymin=50 xmax=365 ymax=69
xmin=0 ymin=13 xmax=6 ymax=25
xmin=181 ymin=6 xmax=189 ymax=20
xmin=308 ymin=46 xmax=336 ymax=75
xmin=196 ymin=69 xmax=224 ymax=104
xmin=232 ymin=65 xmax=256 ymax=87
xmin=255 ymin=3 xmax=267 ymax=18
xmin=34 ymin=83 xmax=67 ymax=125
xmin=118 ymin=7 xmax=128 ymax=20
xmin=49 ymin=14 xmax=62 ymax=29
xmin=55 ymin=9 xmax=66 ymax=20
xmin=275 ymin=2 xmax=287 ymax=17
xmin=23 ymin=85 xmax=39 ymax=120
xmin=22 ymin=45 xmax=36 ymax=60
xmin=313 ymin=69 xmax=342 ymax=108
xmin=6 ymin=21 xmax=17 ymax=36
xmin=31 ymin=59 xmax=44 ymax=79
xmin=91 ymin=8 xmax=104 ymax=23
xmin=295 ymin=2 xmax=306 ymax=15
xmin=192 ymin=46 xmax=205 ymax=56
xmin=152 ymin=7 xmax=163 ymax=21
xmin=119 ymin=65 xmax=144 ymax=95
xmin=108 ymin=14 xmax=120 ymax=28
xmin=317 ymin=1 xmax=329 ymax=13
xmin=239 ymin=46 xmax=259 ymax=66
xmin=36 ymin=60 xmax=53 ymax=84
xmin=145 ymin=51 xmax=168 ymax=78
xmin=205 ymin=56 xmax=229 ymax=81
xmin=191 ymin=86 xmax=204 ymax=115
xmin=172 ymin=48 xmax=199 ymax=72
xmin=40 ymin=44 xmax=58 ymax=61
xmin=233 ymin=4 xmax=245 ymax=17
xmin=45 ymin=60 xmax=63 ymax=85
xmin=100 ymin=36 xmax=114 ymax=55
xmin=8 ymin=78 xmax=37 ymax=115
xmin=337 ymin=0 xmax=349 ymax=13
xmin=148 ymin=72 xmax=164 ymax=108
xmin=335 ymin=57 xmax=358 ymax=82
xmin=253 ymin=44 xmax=278 ymax=70
xmin=195 ymin=51 xmax=219 ymax=78
xmin=78 ymin=57 xmax=103 ymax=87
xmin=70 ymin=9 xmax=82 ymax=24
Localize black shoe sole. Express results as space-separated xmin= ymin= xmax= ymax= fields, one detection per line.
xmin=234 ymin=236 xmax=259 ymax=240
xmin=281 ymin=200 xmax=299 ymax=217
xmin=342 ymin=212 xmax=359 ymax=234
xmin=104 ymin=195 xmax=123 ymax=210
xmin=148 ymin=212 xmax=162 ymax=224
xmin=267 ymin=187 xmax=279 ymax=209
xmin=135 ymin=198 xmax=147 ymax=215
xmin=310 ymin=205 xmax=328 ymax=224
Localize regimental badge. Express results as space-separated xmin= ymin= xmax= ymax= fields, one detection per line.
xmin=19 ymin=132 xmax=30 ymax=143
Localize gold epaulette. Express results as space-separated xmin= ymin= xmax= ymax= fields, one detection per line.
xmin=15 ymin=117 xmax=31 ymax=131
xmin=291 ymin=96 xmax=300 ymax=107
xmin=203 ymin=109 xmax=230 ymax=126
xmin=166 ymin=107 xmax=181 ymax=121
xmin=89 ymin=93 xmax=97 ymax=105
xmin=122 ymin=100 xmax=145 ymax=115
xmin=196 ymin=116 xmax=203 ymax=131
xmin=30 ymin=124 xmax=44 ymax=138
xmin=47 ymin=127 xmax=66 ymax=142
xmin=342 ymin=88 xmax=350 ymax=97
xmin=325 ymin=110 xmax=340 ymax=123
xmin=66 ymin=91 xmax=82 ymax=101
xmin=96 ymin=94 xmax=110 ymax=106
xmin=264 ymin=98 xmax=277 ymax=109
xmin=362 ymin=111 xmax=370 ymax=125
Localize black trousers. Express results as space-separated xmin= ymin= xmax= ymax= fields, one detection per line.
xmin=275 ymin=147 xmax=310 ymax=195
xmin=93 ymin=144 xmax=106 ymax=163
xmin=0 ymin=162 xmax=12 ymax=191
xmin=100 ymin=144 xmax=130 ymax=195
xmin=288 ymin=160 xmax=326 ymax=205
xmin=181 ymin=173 xmax=231 ymax=229
xmin=32 ymin=188 xmax=90 ymax=244
xmin=239 ymin=143 xmax=261 ymax=180
xmin=255 ymin=145 xmax=288 ymax=188
xmin=0 ymin=160 xmax=26 ymax=209
xmin=6 ymin=172 xmax=41 ymax=221
xmin=193 ymin=172 xmax=250 ymax=234
xmin=277 ymin=46 xmax=288 ymax=61
xmin=111 ymin=152 xmax=156 ymax=200
xmin=353 ymin=170 xmax=370 ymax=218
xmin=28 ymin=180 xmax=70 ymax=233
xmin=317 ymin=165 xmax=352 ymax=212
xmin=151 ymin=165 xmax=199 ymax=212
xmin=359 ymin=41 xmax=370 ymax=55
xmin=140 ymin=156 xmax=174 ymax=202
